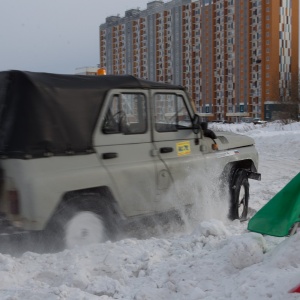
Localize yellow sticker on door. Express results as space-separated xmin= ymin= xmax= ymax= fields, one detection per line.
xmin=176 ymin=141 xmax=191 ymax=156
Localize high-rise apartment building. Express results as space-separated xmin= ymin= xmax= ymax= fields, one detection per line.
xmin=99 ymin=0 xmax=299 ymax=122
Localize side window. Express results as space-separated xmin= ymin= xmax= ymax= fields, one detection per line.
xmin=102 ymin=93 xmax=147 ymax=135
xmin=154 ymin=94 xmax=192 ymax=132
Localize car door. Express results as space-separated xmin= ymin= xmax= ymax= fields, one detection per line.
xmin=150 ymin=90 xmax=206 ymax=212
xmin=93 ymin=89 xmax=156 ymax=217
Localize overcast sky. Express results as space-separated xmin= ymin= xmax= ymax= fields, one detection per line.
xmin=0 ymin=0 xmax=150 ymax=74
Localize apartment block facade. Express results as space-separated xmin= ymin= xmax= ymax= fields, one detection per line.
xmin=99 ymin=0 xmax=298 ymax=122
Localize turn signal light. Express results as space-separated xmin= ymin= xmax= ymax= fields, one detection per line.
xmin=212 ymin=143 xmax=218 ymax=151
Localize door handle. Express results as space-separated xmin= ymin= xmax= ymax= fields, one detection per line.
xmin=160 ymin=147 xmax=173 ymax=154
xmin=102 ymin=152 xmax=118 ymax=159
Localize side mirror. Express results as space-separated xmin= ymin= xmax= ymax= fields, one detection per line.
xmin=201 ymin=122 xmax=217 ymax=139
xmin=192 ymin=114 xmax=200 ymax=134
xmin=200 ymin=122 xmax=208 ymax=130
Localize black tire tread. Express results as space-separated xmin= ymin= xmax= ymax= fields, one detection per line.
xmin=229 ymin=169 xmax=249 ymax=220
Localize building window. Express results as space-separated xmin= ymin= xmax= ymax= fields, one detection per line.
xmin=240 ymin=104 xmax=244 ymax=112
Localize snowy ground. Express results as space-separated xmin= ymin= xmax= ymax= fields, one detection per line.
xmin=1 ymin=121 xmax=300 ymax=299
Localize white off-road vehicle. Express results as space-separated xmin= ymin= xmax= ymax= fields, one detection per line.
xmin=0 ymin=71 xmax=260 ymax=251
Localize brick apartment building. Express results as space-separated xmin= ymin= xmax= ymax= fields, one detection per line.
xmin=99 ymin=0 xmax=299 ymax=122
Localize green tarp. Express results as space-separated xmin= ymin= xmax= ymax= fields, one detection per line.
xmin=248 ymin=172 xmax=300 ymax=237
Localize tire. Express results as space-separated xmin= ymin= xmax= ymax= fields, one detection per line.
xmin=64 ymin=211 xmax=106 ymax=249
xmin=229 ymin=169 xmax=249 ymax=221
xmin=46 ymin=193 xmax=118 ymax=250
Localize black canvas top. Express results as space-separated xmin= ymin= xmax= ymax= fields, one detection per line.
xmin=0 ymin=70 xmax=184 ymax=158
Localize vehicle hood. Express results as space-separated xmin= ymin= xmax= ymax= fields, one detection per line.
xmin=214 ymin=131 xmax=255 ymax=150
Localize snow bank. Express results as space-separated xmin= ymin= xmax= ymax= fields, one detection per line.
xmin=0 ymin=122 xmax=299 ymax=299
xmin=210 ymin=120 xmax=300 ymax=134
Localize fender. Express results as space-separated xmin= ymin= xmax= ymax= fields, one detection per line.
xmin=1 ymin=154 xmax=121 ymax=230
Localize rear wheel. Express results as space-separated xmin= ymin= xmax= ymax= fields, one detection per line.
xmin=46 ymin=193 xmax=117 ymax=250
xmin=65 ymin=211 xmax=107 ymax=249
xmin=229 ymin=169 xmax=249 ymax=221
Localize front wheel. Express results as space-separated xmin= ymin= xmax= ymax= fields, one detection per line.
xmin=229 ymin=169 xmax=249 ymax=221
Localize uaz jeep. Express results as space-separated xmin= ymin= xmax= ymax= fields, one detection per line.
xmin=0 ymin=71 xmax=260 ymax=250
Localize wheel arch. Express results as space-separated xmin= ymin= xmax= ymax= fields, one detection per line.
xmin=46 ymin=185 xmax=123 ymax=229
xmin=222 ymin=159 xmax=257 ymax=184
